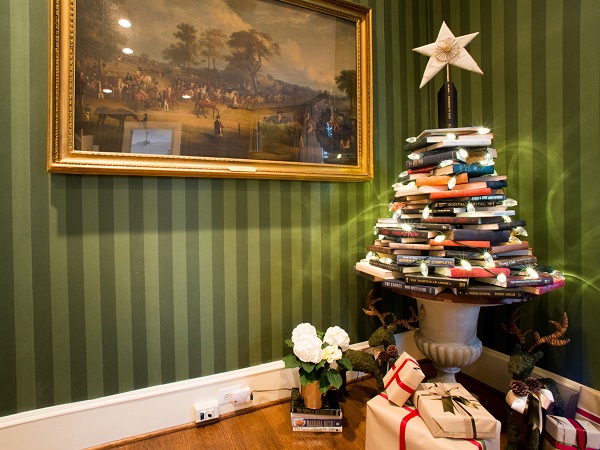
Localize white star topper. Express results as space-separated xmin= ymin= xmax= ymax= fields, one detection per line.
xmin=413 ymin=22 xmax=483 ymax=89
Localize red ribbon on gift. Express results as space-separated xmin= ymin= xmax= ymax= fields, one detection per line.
xmin=384 ymin=356 xmax=419 ymax=395
xmin=543 ymin=417 xmax=595 ymax=450
xmin=576 ymin=406 xmax=600 ymax=427
xmin=392 ymin=398 xmax=485 ymax=450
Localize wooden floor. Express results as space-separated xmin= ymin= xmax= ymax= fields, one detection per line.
xmin=96 ymin=362 xmax=509 ymax=450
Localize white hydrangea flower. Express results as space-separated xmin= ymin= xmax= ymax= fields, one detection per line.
xmin=322 ymin=345 xmax=343 ymax=363
xmin=291 ymin=323 xmax=317 ymax=344
xmin=323 ymin=326 xmax=350 ymax=351
xmin=293 ymin=334 xmax=323 ymax=364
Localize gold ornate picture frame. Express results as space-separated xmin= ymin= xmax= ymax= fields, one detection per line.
xmin=48 ymin=0 xmax=373 ymax=181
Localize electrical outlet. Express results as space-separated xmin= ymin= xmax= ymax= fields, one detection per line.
xmin=232 ymin=386 xmax=251 ymax=404
xmin=193 ymin=399 xmax=219 ymax=424
xmin=218 ymin=384 xmax=242 ymax=405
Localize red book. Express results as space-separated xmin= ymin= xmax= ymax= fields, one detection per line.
xmin=521 ymin=278 xmax=565 ymax=294
xmin=429 ymin=239 xmax=491 ymax=248
xmin=434 ymin=267 xmax=511 ymax=278
xmin=429 ymin=188 xmax=492 ymax=199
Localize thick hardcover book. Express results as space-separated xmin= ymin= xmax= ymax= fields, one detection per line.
xmin=429 ymin=187 xmax=492 ymax=199
xmin=290 ymin=388 xmax=341 ymax=417
xmin=467 ymin=194 xmax=507 ymax=201
xmin=422 ymin=216 xmax=485 ymax=225
xmin=461 ymin=219 xmax=527 ymax=230
xmin=291 ymin=415 xmax=343 ymax=429
xmin=434 ymin=267 xmax=510 ymax=278
xmin=488 ymin=242 xmax=530 ymax=254
xmin=403 ymin=133 xmax=491 ymax=153
xmin=369 ymin=259 xmax=402 ymax=273
xmin=452 ymin=180 xmax=508 ymax=190
xmin=355 ymin=261 xmax=402 ymax=280
xmin=447 ymin=229 xmax=511 ymax=243
xmin=433 ymin=163 xmax=496 ymax=177
xmin=366 ymin=245 xmax=396 ymax=255
xmin=469 ymin=255 xmax=538 ymax=268
xmin=407 ymin=138 xmax=492 ymax=154
xmin=415 ymin=126 xmax=483 ymax=139
xmin=396 ymin=255 xmax=455 ymax=267
xmin=431 ymin=199 xmax=504 ymax=208
xmin=441 ymin=249 xmax=497 ymax=260
xmin=405 ymin=149 xmax=468 ymax=170
xmin=474 ymin=275 xmax=554 ymax=288
xmin=451 ymin=284 xmax=524 ymax=299
xmin=416 ymin=173 xmax=468 ymax=187
xmin=405 ymin=274 xmax=469 ymax=289
xmin=377 ymin=228 xmax=437 ymax=239
xmin=389 ymin=243 xmax=444 ymax=251
xmin=521 ymin=278 xmax=565 ymax=294
xmin=381 ymin=278 xmax=446 ymax=295
xmin=410 ymin=222 xmax=457 ymax=231
xmin=429 ymin=239 xmax=493 ymax=248
xmin=455 ymin=210 xmax=515 ymax=218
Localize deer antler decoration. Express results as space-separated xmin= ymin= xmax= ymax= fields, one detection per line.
xmin=528 ymin=312 xmax=570 ymax=352
xmin=361 ymin=290 xmax=421 ymax=331
xmin=502 ymin=307 xmax=532 ymax=344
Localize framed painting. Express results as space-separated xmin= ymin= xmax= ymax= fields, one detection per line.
xmin=49 ymin=0 xmax=373 ymax=181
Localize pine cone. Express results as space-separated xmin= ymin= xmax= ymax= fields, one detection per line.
xmin=386 ymin=345 xmax=399 ymax=359
xmin=524 ymin=377 xmax=542 ymax=393
xmin=510 ymin=379 xmax=529 ymax=397
xmin=376 ymin=350 xmax=390 ymax=366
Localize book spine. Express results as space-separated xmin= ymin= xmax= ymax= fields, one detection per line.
xmin=369 ymin=260 xmax=401 ymax=272
xmin=436 ymin=164 xmax=496 ymax=176
xmin=377 ymin=228 xmax=432 ymax=239
xmin=292 ymin=426 xmax=343 ymax=432
xmin=405 ymin=275 xmax=468 ymax=288
xmin=396 ymin=256 xmax=455 ymax=267
xmin=451 ymin=229 xmax=511 ymax=242
xmin=411 ymin=223 xmax=457 ymax=231
xmin=436 ymin=268 xmax=510 ymax=278
xmin=429 ymin=188 xmax=492 ymax=199
xmin=430 ymin=239 xmax=491 ymax=248
xmin=416 ymin=173 xmax=468 ymax=187
xmin=406 ymin=149 xmax=466 ymax=169
xmin=467 ymin=194 xmax=507 ymax=201
xmin=422 ymin=216 xmax=482 ymax=224
xmin=291 ymin=417 xmax=343 ymax=427
xmin=442 ymin=249 xmax=496 ymax=259
xmin=488 ymin=256 xmax=538 ymax=268
xmin=505 ymin=278 xmax=554 ymax=287
xmin=381 ymin=279 xmax=407 ymax=290
xmin=454 ymin=288 xmax=523 ymax=298
xmin=389 ymin=243 xmax=443 ymax=250
xmin=489 ymin=242 xmax=529 ymax=254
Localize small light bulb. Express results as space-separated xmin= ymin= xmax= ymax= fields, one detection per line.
xmin=399 ymin=171 xmax=408 ymax=178
xmin=381 ymin=257 xmax=392 ymax=265
xmin=446 ymin=133 xmax=457 ymax=140
xmin=457 ymin=149 xmax=469 ymax=160
xmin=466 ymin=202 xmax=476 ymax=215
xmin=118 ymin=18 xmax=132 ymax=28
xmin=526 ymin=267 xmax=539 ymax=278
xmin=483 ymin=251 xmax=495 ymax=266
xmin=551 ymin=270 xmax=565 ymax=280
xmin=392 ymin=210 xmax=402 ymax=219
xmin=502 ymin=215 xmax=512 ymax=223
xmin=401 ymin=223 xmax=412 ymax=232
xmin=503 ymin=198 xmax=518 ymax=207
xmin=366 ymin=252 xmax=375 ymax=260
xmin=497 ymin=273 xmax=507 ymax=283
xmin=513 ymin=226 xmax=528 ymax=236
xmin=122 ymin=47 xmax=134 ymax=54
xmin=447 ymin=176 xmax=457 ymax=189
xmin=460 ymin=259 xmax=472 ymax=271
xmin=420 ymin=261 xmax=429 ymax=277
xmin=433 ymin=234 xmax=446 ymax=243
xmin=439 ymin=160 xmax=454 ymax=168
xmin=508 ymin=236 xmax=522 ymax=244
xmin=373 ymin=226 xmax=379 ymax=235
xmin=422 ymin=206 xmax=430 ymax=219
xmin=408 ymin=153 xmax=421 ymax=160
xmin=478 ymin=127 xmax=491 ymax=134
xmin=482 ymin=153 xmax=495 ymax=166
xmin=406 ymin=137 xmax=417 ymax=143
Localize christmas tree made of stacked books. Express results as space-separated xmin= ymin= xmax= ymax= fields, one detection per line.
xmin=355 ymin=21 xmax=565 ymax=300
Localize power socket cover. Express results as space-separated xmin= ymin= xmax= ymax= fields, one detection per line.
xmin=218 ymin=384 xmax=242 ymax=405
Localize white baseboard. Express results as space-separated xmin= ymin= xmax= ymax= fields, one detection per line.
xmin=0 ymin=335 xmax=581 ymax=450
xmin=0 ymin=332 xmax=422 ymax=450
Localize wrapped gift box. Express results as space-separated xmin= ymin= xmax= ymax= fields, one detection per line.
xmin=412 ymin=382 xmax=498 ymax=439
xmin=575 ymin=385 xmax=600 ymax=431
xmin=366 ymin=393 xmax=500 ymax=450
xmin=542 ymin=415 xmax=600 ymax=450
xmin=382 ymin=351 xmax=425 ymax=406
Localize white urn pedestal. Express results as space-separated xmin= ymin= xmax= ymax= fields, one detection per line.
xmin=413 ymin=298 xmax=483 ymax=383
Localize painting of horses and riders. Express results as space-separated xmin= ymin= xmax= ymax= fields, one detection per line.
xmin=75 ymin=0 xmax=359 ymax=165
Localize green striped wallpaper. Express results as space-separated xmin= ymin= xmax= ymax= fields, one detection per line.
xmin=1 ymin=0 xmax=599 ymax=417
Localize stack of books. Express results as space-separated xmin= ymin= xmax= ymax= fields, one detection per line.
xmin=355 ymin=127 xmax=565 ymax=300
xmin=290 ymin=388 xmax=342 ymax=432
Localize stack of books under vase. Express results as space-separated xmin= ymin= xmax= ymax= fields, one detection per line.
xmin=290 ymin=388 xmax=342 ymax=432
xmin=355 ymin=126 xmax=565 ymax=301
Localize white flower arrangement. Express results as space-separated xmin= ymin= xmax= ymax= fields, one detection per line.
xmin=283 ymin=323 xmax=353 ymax=393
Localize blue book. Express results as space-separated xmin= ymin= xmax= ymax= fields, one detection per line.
xmin=433 ymin=163 xmax=496 ymax=176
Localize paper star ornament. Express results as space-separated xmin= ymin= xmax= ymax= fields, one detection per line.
xmin=413 ymin=21 xmax=483 ymax=89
